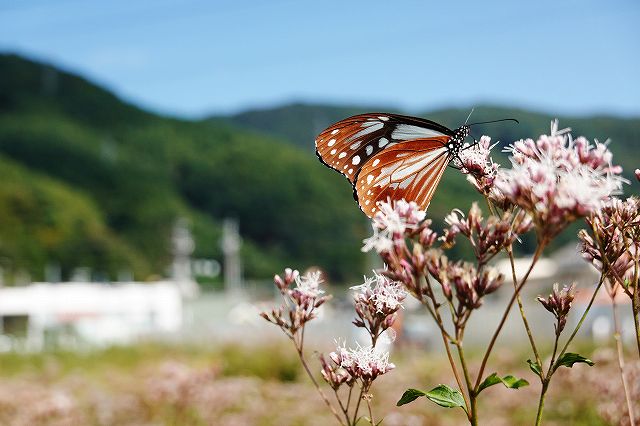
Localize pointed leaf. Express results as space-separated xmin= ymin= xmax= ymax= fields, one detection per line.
xmin=424 ymin=384 xmax=466 ymax=409
xmin=500 ymin=375 xmax=529 ymax=389
xmin=556 ymin=353 xmax=594 ymax=368
xmin=478 ymin=373 xmax=502 ymax=393
xmin=396 ymin=388 xmax=426 ymax=406
xmin=527 ymin=359 xmax=542 ymax=377
xmin=478 ymin=372 xmax=529 ymax=393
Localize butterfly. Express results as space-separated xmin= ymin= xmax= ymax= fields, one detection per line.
xmin=315 ymin=113 xmax=475 ymax=217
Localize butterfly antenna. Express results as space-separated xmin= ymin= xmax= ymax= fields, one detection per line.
xmin=468 ymin=118 xmax=519 ymax=126
xmin=464 ymin=107 xmax=475 ymax=125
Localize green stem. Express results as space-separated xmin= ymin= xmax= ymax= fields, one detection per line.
xmin=455 ymin=342 xmax=477 ymax=425
xmin=633 ymin=293 xmax=640 ymax=358
xmin=612 ymin=298 xmax=637 ymax=426
xmin=352 ymin=385 xmax=365 ymax=426
xmin=422 ymin=276 xmax=471 ymax=416
xmin=508 ymin=247 xmax=542 ymax=366
xmin=295 ymin=339 xmax=345 ymax=425
xmin=534 ymin=381 xmax=549 ymax=426
xmin=632 ymin=261 xmax=640 ymax=358
xmin=474 ymin=242 xmax=546 ymax=390
xmin=554 ymin=277 xmax=604 ymax=369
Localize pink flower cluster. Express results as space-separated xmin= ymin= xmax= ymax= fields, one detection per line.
xmin=425 ymin=252 xmax=504 ymax=311
xmin=351 ymin=272 xmax=407 ymax=343
xmin=537 ymin=283 xmax=576 ymax=334
xmin=492 ymin=120 xmax=625 ymax=239
xmin=579 ymin=197 xmax=640 ymax=292
xmin=261 ymin=268 xmax=331 ymax=336
xmin=364 ymin=201 xmax=525 ymax=317
xmin=458 ymin=136 xmax=500 ymax=195
xmin=441 ymin=202 xmax=532 ymax=264
xmin=362 ymin=199 xmax=427 ymax=254
xmin=322 ymin=343 xmax=395 ymax=389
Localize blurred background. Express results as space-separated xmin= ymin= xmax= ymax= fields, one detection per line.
xmin=0 ymin=1 xmax=638 ymax=424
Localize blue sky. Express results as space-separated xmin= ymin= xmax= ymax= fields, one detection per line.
xmin=1 ymin=0 xmax=639 ymax=118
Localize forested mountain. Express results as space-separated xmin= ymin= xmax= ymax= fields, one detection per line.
xmin=1 ymin=53 xmax=638 ymax=285
xmin=0 ymin=54 xmax=364 ymax=283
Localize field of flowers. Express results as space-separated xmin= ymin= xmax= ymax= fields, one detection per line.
xmin=0 ymin=342 xmax=636 ymax=425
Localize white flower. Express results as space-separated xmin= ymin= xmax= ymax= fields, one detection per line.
xmin=362 ymin=199 xmax=425 ymax=253
xmin=362 ymin=228 xmax=394 ymax=253
xmin=494 ymin=120 xmax=626 ymax=235
xmin=555 ymin=164 xmax=622 ymax=213
xmin=351 ymin=272 xmax=406 ymax=314
xmin=294 ymin=271 xmax=325 ymax=298
xmin=330 ymin=342 xmax=395 ymax=379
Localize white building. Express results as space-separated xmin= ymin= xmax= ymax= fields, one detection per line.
xmin=0 ymin=281 xmax=183 ymax=350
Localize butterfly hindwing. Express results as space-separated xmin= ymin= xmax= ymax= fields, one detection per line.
xmin=353 ymin=138 xmax=451 ymax=217
xmin=315 ymin=113 xmax=453 ymax=183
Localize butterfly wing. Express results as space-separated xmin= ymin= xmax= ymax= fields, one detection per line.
xmin=315 ymin=113 xmax=453 ymax=183
xmin=353 ymin=137 xmax=452 ymax=217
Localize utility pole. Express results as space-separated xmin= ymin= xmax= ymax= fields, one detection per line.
xmin=221 ymin=218 xmax=243 ymax=295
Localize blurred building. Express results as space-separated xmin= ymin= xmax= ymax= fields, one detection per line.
xmin=0 ymin=281 xmax=182 ymax=351
xmin=0 ymin=219 xmax=200 ymax=351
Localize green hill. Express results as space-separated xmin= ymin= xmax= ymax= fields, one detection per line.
xmin=212 ymin=102 xmax=639 ymax=258
xmin=0 ymin=54 xmax=365 ymax=283
xmin=1 ymin=53 xmax=638 ymax=285
xmin=215 ymin=103 xmax=640 ymax=189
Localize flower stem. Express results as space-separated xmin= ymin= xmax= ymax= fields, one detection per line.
xmin=353 ymin=385 xmax=365 ymax=426
xmin=474 ymin=242 xmax=545 ymax=390
xmin=534 ymin=328 xmax=561 ymax=426
xmin=612 ymin=298 xmax=637 ymax=426
xmin=534 ymin=381 xmax=549 ymax=426
xmin=554 ymin=277 xmax=604 ymax=369
xmin=507 ymin=247 xmax=542 ymax=366
xmin=295 ymin=342 xmax=345 ymax=425
xmin=366 ymin=398 xmax=375 ymax=426
xmin=633 ymin=293 xmax=640 ymax=357
xmin=455 ymin=341 xmax=477 ymax=425
xmin=632 ymin=263 xmax=640 ymax=357
xmin=423 ymin=276 xmax=471 ymax=416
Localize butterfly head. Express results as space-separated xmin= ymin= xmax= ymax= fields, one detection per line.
xmin=447 ymin=125 xmax=470 ymax=156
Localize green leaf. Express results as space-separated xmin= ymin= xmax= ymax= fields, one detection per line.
xmin=478 ymin=373 xmax=530 ymax=393
xmin=478 ymin=373 xmax=502 ymax=393
xmin=556 ymin=353 xmax=594 ymax=368
xmin=500 ymin=375 xmax=529 ymax=389
xmin=396 ymin=388 xmax=426 ymax=406
xmin=424 ymin=384 xmax=466 ymax=409
xmin=527 ymin=359 xmax=542 ymax=377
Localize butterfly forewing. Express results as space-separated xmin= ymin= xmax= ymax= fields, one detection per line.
xmin=315 ymin=113 xmax=453 ymax=183
xmin=353 ymin=138 xmax=451 ymax=217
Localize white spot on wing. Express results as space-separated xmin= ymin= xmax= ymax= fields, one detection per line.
xmin=366 ymin=145 xmax=373 ymax=155
xmin=338 ymin=152 xmax=346 ymax=159
xmin=331 ymin=129 xmax=339 ymax=135
xmin=352 ymin=155 xmax=361 ymax=165
xmin=350 ymin=141 xmax=362 ymax=150
xmin=372 ymin=159 xmax=380 ymax=167
xmin=330 ymin=149 xmax=337 ymax=154
xmin=328 ymin=139 xmax=336 ymax=147
xmin=378 ymin=116 xmax=389 ymax=121
xmin=367 ymin=174 xmax=374 ymax=184
xmin=378 ymin=138 xmax=389 ymax=148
